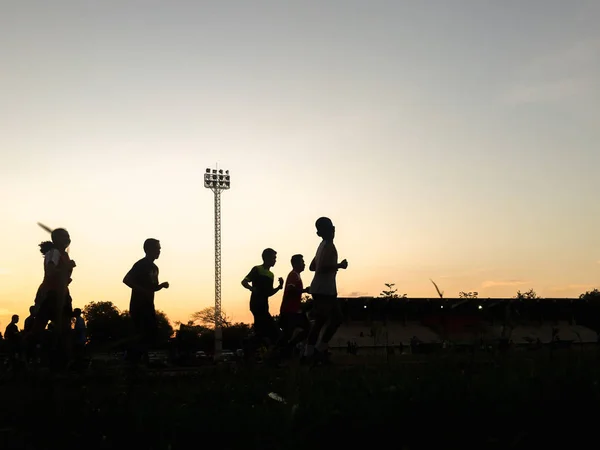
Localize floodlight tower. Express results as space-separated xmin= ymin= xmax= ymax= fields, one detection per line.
xmin=204 ymin=167 xmax=231 ymax=360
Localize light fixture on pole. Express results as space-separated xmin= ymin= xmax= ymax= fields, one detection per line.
xmin=204 ymin=167 xmax=231 ymax=360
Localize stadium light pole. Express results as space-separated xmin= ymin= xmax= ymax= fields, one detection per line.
xmin=204 ymin=167 xmax=231 ymax=360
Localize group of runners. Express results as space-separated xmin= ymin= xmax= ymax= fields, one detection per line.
xmin=28 ymin=215 xmax=346 ymax=369
xmin=242 ymin=216 xmax=348 ymax=364
xmin=29 ymin=228 xmax=168 ymax=369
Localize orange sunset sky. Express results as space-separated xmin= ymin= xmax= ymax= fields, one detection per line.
xmin=1 ymin=1 xmax=599 ymax=329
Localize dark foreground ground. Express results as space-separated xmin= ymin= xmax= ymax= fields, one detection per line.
xmin=1 ymin=349 xmax=600 ymax=450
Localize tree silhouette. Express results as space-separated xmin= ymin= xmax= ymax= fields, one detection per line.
xmin=83 ymin=301 xmax=174 ymax=350
xmin=514 ymin=289 xmax=540 ymax=300
xmin=154 ymin=310 xmax=174 ymax=346
xmin=83 ymin=301 xmax=129 ymax=349
xmin=190 ymin=306 xmax=232 ymax=329
xmin=579 ymin=288 xmax=600 ymax=300
xmin=458 ymin=291 xmax=478 ymax=299
xmin=223 ymin=323 xmax=251 ymax=350
xmin=301 ymin=294 xmax=313 ymax=314
xmin=174 ymin=320 xmax=251 ymax=355
xmin=380 ymin=283 xmax=407 ymax=299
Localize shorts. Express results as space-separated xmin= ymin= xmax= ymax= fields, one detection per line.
xmin=279 ymin=312 xmax=310 ymax=336
xmin=36 ymin=290 xmax=73 ymax=324
xmin=130 ymin=305 xmax=158 ymax=341
xmin=311 ymin=294 xmax=342 ymax=323
xmin=250 ymin=298 xmax=279 ymax=343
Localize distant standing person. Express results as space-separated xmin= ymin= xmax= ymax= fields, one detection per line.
xmin=241 ymin=248 xmax=284 ymax=348
xmin=73 ymin=308 xmax=86 ymax=348
xmin=279 ymin=254 xmax=310 ymax=355
xmin=23 ymin=306 xmax=36 ymax=363
xmin=73 ymin=308 xmax=87 ymax=366
xmin=5 ymin=315 xmax=21 ymax=362
xmin=24 ymin=306 xmax=36 ymax=334
xmin=123 ymin=238 xmax=169 ymax=364
xmin=304 ymin=217 xmax=348 ymax=364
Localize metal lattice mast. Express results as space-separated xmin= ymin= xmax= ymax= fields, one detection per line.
xmin=213 ymin=188 xmax=222 ymax=355
xmin=204 ymin=167 xmax=230 ymax=360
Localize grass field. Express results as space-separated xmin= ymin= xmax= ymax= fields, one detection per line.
xmin=1 ymin=348 xmax=599 ymax=450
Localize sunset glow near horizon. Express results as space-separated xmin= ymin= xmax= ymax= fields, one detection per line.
xmin=1 ymin=1 xmax=599 ymax=328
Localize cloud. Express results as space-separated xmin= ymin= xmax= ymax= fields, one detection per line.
xmin=438 ymin=268 xmax=491 ymax=279
xmin=481 ymin=280 xmax=528 ymax=289
xmin=503 ymin=77 xmax=593 ymax=105
xmin=549 ymin=284 xmax=595 ymax=294
xmin=521 ymin=38 xmax=600 ymax=76
xmin=0 ymin=268 xmax=10 ymax=276
xmin=343 ymin=291 xmax=370 ymax=297
xmin=501 ymin=37 xmax=600 ymax=105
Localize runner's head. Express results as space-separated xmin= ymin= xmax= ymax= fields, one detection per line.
xmin=73 ymin=308 xmax=82 ymax=317
xmin=11 ymin=314 xmax=19 ymax=324
xmin=29 ymin=305 xmax=35 ymax=315
xmin=291 ymin=254 xmax=305 ymax=273
xmin=144 ymin=238 xmax=161 ymax=260
xmin=315 ymin=217 xmax=335 ymax=240
xmin=51 ymin=228 xmax=71 ymax=251
xmin=262 ymin=248 xmax=277 ymax=268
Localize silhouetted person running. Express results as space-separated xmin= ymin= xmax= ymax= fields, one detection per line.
xmin=33 ymin=228 xmax=76 ymax=369
xmin=123 ymin=238 xmax=169 ymax=365
xmin=279 ymin=254 xmax=310 ymax=356
xmin=304 ymin=217 xmax=348 ymax=364
xmin=242 ymin=248 xmax=283 ymax=353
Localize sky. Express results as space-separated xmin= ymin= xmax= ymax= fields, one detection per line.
xmin=1 ymin=0 xmax=599 ymax=328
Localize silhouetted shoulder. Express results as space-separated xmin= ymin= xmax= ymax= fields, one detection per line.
xmin=286 ymin=270 xmax=301 ymax=285
xmin=244 ymin=265 xmax=260 ymax=282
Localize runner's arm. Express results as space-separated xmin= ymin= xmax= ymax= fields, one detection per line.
xmin=123 ymin=267 xmax=155 ymax=294
xmin=241 ymin=267 xmax=256 ymax=291
xmin=285 ymin=273 xmax=303 ymax=295
xmin=269 ymin=277 xmax=284 ymax=296
xmin=241 ymin=278 xmax=253 ymax=291
xmin=269 ymin=286 xmax=282 ymax=296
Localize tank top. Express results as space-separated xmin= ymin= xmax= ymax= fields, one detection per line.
xmin=40 ymin=248 xmax=72 ymax=292
xmin=309 ymin=240 xmax=338 ymax=296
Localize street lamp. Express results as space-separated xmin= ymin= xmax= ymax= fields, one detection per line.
xmin=204 ymin=167 xmax=231 ymax=360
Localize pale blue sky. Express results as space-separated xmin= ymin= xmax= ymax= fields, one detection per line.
xmin=0 ymin=1 xmax=598 ymax=324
